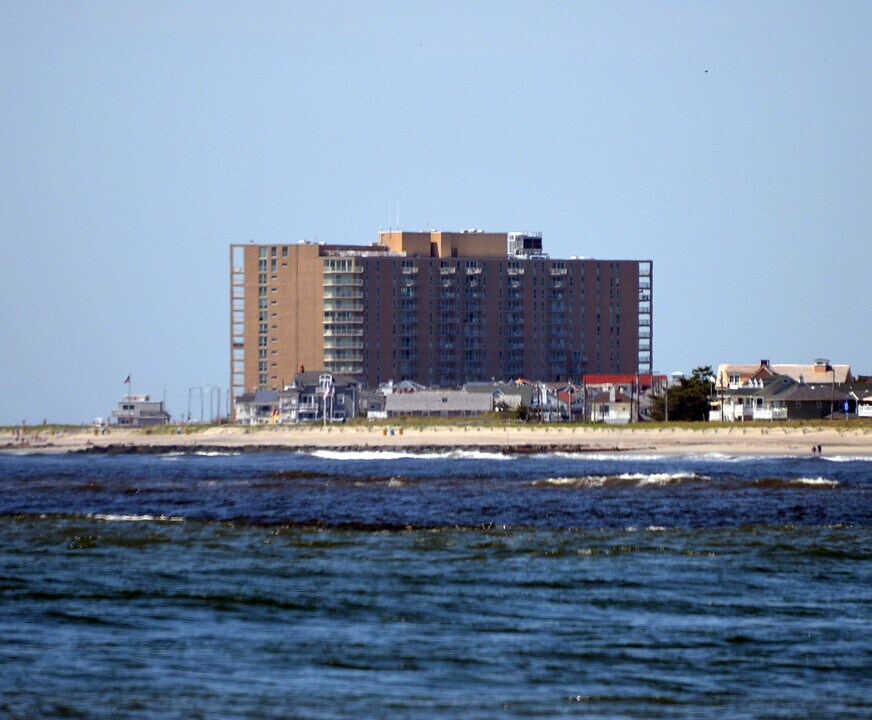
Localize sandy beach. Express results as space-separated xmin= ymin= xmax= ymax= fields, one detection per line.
xmin=3 ymin=423 xmax=872 ymax=457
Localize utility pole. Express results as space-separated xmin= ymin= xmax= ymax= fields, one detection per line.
xmin=665 ymin=377 xmax=669 ymax=423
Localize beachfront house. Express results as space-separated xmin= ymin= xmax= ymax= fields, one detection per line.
xmin=715 ymin=359 xmax=852 ymax=391
xmin=360 ymin=389 xmax=388 ymax=419
xmin=290 ymin=371 xmax=361 ymax=423
xmin=581 ymin=373 xmax=667 ymax=422
xmin=464 ymin=382 xmax=534 ymax=412
xmin=384 ymin=390 xmax=492 ymax=418
xmin=709 ymin=375 xmax=850 ymax=421
xmin=235 ymin=389 xmax=280 ymax=425
xmin=236 ymin=372 xmax=361 ymax=425
xmin=110 ymin=395 xmax=171 ymax=427
xmin=588 ymin=388 xmax=634 ymax=424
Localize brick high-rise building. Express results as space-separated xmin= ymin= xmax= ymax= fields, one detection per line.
xmin=230 ymin=230 xmax=652 ymax=398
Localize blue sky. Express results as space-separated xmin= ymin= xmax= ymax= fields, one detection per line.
xmin=2 ymin=1 xmax=870 ymax=424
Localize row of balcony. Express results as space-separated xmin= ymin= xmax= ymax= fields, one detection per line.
xmin=323 ymin=349 xmax=364 ymax=362
xmin=323 ymin=277 xmax=363 ymax=287
xmin=323 ymin=300 xmax=363 ymax=311
xmin=323 ymin=339 xmax=363 ymax=350
xmin=324 ymin=314 xmax=363 ymax=324
xmin=323 ymin=265 xmax=363 ymax=274
xmin=323 ymin=328 xmax=364 ymax=337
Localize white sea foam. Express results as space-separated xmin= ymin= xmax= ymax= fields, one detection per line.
xmin=821 ymin=456 xmax=872 ymax=463
xmin=533 ymin=472 xmax=706 ymax=488
xmin=538 ymin=452 xmax=666 ymax=461
xmin=88 ymin=513 xmax=186 ymax=523
xmin=309 ymin=449 xmax=510 ymax=461
xmin=311 ymin=450 xmax=448 ymax=461
xmin=629 ymin=472 xmax=709 ymax=484
xmin=537 ymin=476 xmax=601 ymax=487
xmin=160 ymin=451 xmax=240 ymax=458
xmin=790 ymin=477 xmax=839 ymax=487
xmin=446 ymin=450 xmax=512 ymax=461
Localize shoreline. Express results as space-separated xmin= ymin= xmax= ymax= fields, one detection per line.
xmin=3 ymin=424 xmax=872 ymax=458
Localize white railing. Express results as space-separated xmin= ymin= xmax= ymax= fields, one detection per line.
xmin=753 ymin=407 xmax=787 ymax=420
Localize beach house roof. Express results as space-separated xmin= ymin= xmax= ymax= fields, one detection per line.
xmin=716 ymin=360 xmax=852 ymax=389
xmin=385 ymin=390 xmax=492 ymax=417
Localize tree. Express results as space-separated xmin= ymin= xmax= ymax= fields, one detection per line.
xmin=650 ymin=366 xmax=714 ymax=422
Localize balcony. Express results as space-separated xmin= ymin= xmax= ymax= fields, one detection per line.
xmin=324 ymin=334 xmax=364 ymax=347
xmin=323 ymin=265 xmax=363 ymax=274
xmin=323 ymin=277 xmax=363 ymax=287
xmin=325 ymin=362 xmax=363 ymax=374
xmin=323 ymin=349 xmax=364 ymax=362
xmin=323 ymin=328 xmax=363 ymax=337
xmin=323 ymin=290 xmax=363 ymax=302
xmin=323 ymin=300 xmax=363 ymax=312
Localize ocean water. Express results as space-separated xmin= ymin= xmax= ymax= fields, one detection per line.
xmin=0 ymin=449 xmax=870 ymax=719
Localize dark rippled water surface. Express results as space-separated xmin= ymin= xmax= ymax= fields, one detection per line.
xmin=1 ymin=450 xmax=870 ymax=718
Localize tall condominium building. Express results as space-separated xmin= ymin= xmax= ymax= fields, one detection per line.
xmin=230 ymin=230 xmax=652 ymax=398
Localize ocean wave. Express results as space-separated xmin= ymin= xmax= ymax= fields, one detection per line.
xmin=88 ymin=513 xmax=187 ymax=523
xmin=447 ymin=450 xmax=513 ymax=461
xmin=159 ymin=451 xmax=241 ymax=458
xmin=789 ymin=477 xmax=839 ymax=487
xmin=821 ymin=456 xmax=872 ymax=463
xmin=752 ymin=477 xmax=839 ymax=489
xmin=531 ymin=472 xmax=708 ymax=488
xmin=311 ymin=450 xmax=449 ymax=461
xmin=539 ymin=452 xmax=666 ymax=461
xmin=309 ymin=449 xmax=510 ymax=461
